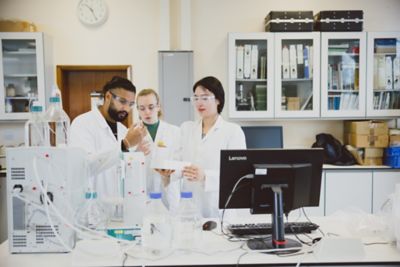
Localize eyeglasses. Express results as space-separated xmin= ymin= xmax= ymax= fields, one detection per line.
xmin=110 ymin=91 xmax=135 ymax=107
xmin=190 ymin=95 xmax=215 ymax=103
xmin=137 ymin=104 xmax=158 ymax=112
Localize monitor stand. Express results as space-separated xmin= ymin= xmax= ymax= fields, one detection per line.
xmin=247 ymin=184 xmax=302 ymax=254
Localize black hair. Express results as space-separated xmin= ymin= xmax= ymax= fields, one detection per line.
xmin=102 ymin=76 xmax=136 ymax=94
xmin=192 ymin=76 xmax=225 ymax=114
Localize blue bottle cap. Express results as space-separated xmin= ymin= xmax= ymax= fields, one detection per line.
xmin=31 ymin=106 xmax=43 ymax=112
xmin=85 ymin=192 xmax=98 ymax=199
xmin=180 ymin=191 xmax=193 ymax=198
xmin=149 ymin=192 xmax=162 ymax=199
xmin=49 ymin=96 xmax=60 ymax=103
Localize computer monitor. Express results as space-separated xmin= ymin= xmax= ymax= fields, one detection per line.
xmin=219 ymin=148 xmax=324 ymax=253
xmin=241 ymin=126 xmax=283 ymax=149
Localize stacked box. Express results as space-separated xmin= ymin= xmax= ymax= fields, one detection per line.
xmin=344 ymin=121 xmax=389 ymax=165
xmin=264 ymin=11 xmax=313 ymax=32
xmin=287 ymin=97 xmax=300 ymax=110
xmin=389 ymin=129 xmax=400 ymax=146
xmin=314 ymin=10 xmax=363 ymax=32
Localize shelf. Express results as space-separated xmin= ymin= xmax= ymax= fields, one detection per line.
xmin=328 ymin=52 xmax=359 ymax=57
xmin=373 ymin=89 xmax=400 ymax=92
xmin=236 ymin=78 xmax=267 ymax=82
xmin=6 ymin=96 xmax=37 ymax=100
xmin=282 ymin=78 xmax=312 ymax=82
xmin=4 ymin=74 xmax=37 ymax=78
xmin=328 ymin=89 xmax=359 ymax=93
xmin=3 ymin=50 xmax=36 ymax=55
xmin=374 ymin=52 xmax=396 ymax=56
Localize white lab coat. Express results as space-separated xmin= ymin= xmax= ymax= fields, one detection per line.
xmin=145 ymin=120 xmax=181 ymax=212
xmin=69 ymin=107 xmax=126 ymax=200
xmin=178 ymin=115 xmax=246 ymax=218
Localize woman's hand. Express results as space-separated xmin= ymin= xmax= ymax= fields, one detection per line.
xmin=182 ymin=164 xmax=205 ymax=182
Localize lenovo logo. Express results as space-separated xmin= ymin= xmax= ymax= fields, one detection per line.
xmin=228 ymin=156 xmax=247 ymax=161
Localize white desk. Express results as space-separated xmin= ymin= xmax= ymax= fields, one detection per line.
xmin=1 ymin=216 xmax=400 ymax=266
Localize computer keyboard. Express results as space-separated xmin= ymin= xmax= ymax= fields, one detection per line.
xmin=227 ymin=221 xmax=319 ymax=236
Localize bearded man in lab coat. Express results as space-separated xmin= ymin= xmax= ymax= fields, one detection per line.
xmin=70 ymin=76 xmax=149 ymax=202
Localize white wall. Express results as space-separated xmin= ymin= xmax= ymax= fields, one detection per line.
xmin=0 ymin=0 xmax=399 ymax=148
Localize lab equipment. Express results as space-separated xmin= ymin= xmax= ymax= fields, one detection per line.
xmin=173 ymin=191 xmax=201 ymax=249
xmin=141 ymin=192 xmax=172 ymax=257
xmin=75 ymin=192 xmax=108 ymax=239
xmin=6 ymin=147 xmax=87 ymax=253
xmin=24 ymin=101 xmax=49 ymax=146
xmin=45 ymin=96 xmax=70 ymax=147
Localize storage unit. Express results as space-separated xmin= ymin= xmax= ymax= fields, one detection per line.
xmin=228 ymin=33 xmax=274 ymax=119
xmin=0 ymin=32 xmax=49 ymax=120
xmin=274 ymin=32 xmax=320 ymax=118
xmin=320 ymin=32 xmax=367 ymax=118
xmin=366 ymin=32 xmax=400 ymax=117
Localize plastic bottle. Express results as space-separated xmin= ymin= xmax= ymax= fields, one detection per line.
xmin=24 ymin=101 xmax=49 ymax=146
xmin=75 ymin=192 xmax=108 ymax=239
xmin=45 ymin=96 xmax=70 ymax=147
xmin=173 ymin=191 xmax=202 ymax=250
xmin=141 ymin=192 xmax=172 ymax=257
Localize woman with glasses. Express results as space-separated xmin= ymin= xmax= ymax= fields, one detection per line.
xmin=176 ymin=76 xmax=246 ymax=218
xmin=136 ymin=89 xmax=180 ymax=211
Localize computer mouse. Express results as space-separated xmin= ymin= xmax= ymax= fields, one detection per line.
xmin=202 ymin=220 xmax=217 ymax=231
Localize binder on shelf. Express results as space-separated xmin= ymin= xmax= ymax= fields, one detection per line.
xmin=373 ymin=56 xmax=379 ymax=90
xmin=349 ymin=93 xmax=358 ymax=110
xmin=236 ymin=46 xmax=244 ymax=79
xmin=304 ymin=46 xmax=310 ymax=79
xmin=385 ymin=56 xmax=393 ymax=90
xmin=394 ymin=57 xmax=400 ymax=90
xmin=296 ymin=44 xmax=304 ymax=78
xmin=250 ymin=45 xmax=258 ymax=79
xmin=243 ymin=44 xmax=252 ymax=79
xmin=289 ymin=44 xmax=298 ymax=79
xmin=328 ymin=64 xmax=333 ymax=90
xmin=309 ymin=45 xmax=314 ymax=78
xmin=377 ymin=55 xmax=386 ymax=90
xmin=282 ymin=45 xmax=290 ymax=79
xmin=260 ymin=56 xmax=267 ymax=79
xmin=333 ymin=95 xmax=341 ymax=110
xmin=300 ymin=91 xmax=313 ymax=110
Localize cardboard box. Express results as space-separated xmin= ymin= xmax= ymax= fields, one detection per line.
xmin=364 ymin=148 xmax=384 ymax=158
xmin=344 ymin=121 xmax=388 ymax=135
xmin=346 ymin=133 xmax=389 ymax=148
xmin=363 ymin=157 xmax=383 ymax=166
xmin=390 ymin=135 xmax=400 ymax=146
xmin=287 ymin=97 xmax=300 ymax=110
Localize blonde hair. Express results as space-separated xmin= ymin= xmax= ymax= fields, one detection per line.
xmin=136 ymin=88 xmax=162 ymax=118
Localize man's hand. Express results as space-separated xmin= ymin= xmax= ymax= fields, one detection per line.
xmin=137 ymin=139 xmax=151 ymax=155
xmin=124 ymin=121 xmax=147 ymax=148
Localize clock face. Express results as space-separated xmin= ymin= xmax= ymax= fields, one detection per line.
xmin=77 ymin=0 xmax=108 ymax=26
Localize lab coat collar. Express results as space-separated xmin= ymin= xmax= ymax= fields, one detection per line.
xmin=198 ymin=115 xmax=223 ymax=142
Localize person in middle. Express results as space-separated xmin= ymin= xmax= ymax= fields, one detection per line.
xmin=178 ymin=76 xmax=246 ymax=218
xmin=136 ymin=88 xmax=180 ymax=211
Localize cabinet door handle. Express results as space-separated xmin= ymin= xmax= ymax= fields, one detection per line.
xmin=183 ymin=97 xmax=190 ymax=102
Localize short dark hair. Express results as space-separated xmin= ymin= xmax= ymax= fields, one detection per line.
xmin=102 ymin=76 xmax=136 ymax=94
xmin=192 ymin=76 xmax=225 ymax=114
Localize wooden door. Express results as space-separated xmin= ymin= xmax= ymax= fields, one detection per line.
xmin=56 ymin=65 xmax=131 ymax=122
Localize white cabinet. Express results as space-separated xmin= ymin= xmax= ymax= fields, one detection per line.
xmin=0 ymin=32 xmax=47 ymax=120
xmin=274 ymin=32 xmax=320 ymax=118
xmin=372 ymin=170 xmax=400 ymax=213
xmin=228 ymin=33 xmax=274 ymax=119
xmin=325 ymin=170 xmax=372 ymax=215
xmin=320 ymin=32 xmax=367 ymax=118
xmin=366 ymin=32 xmax=400 ymax=117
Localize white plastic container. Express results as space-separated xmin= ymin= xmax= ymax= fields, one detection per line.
xmin=45 ymin=96 xmax=70 ymax=147
xmin=24 ymin=102 xmax=49 ymax=146
xmin=173 ymin=191 xmax=202 ymax=250
xmin=141 ymin=192 xmax=172 ymax=257
xmin=75 ymin=192 xmax=108 ymax=239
